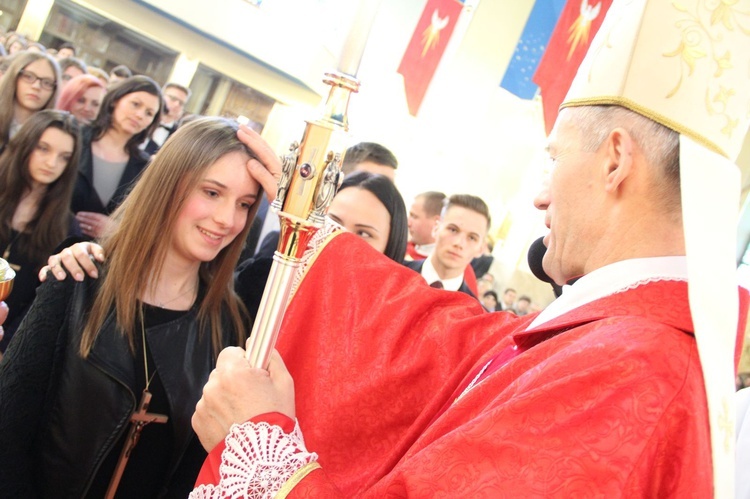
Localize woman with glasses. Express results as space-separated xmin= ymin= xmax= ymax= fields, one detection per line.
xmin=0 ymin=110 xmax=81 ymax=353
xmin=71 ymin=75 xmax=162 ymax=240
xmin=0 ymin=52 xmax=60 ymax=152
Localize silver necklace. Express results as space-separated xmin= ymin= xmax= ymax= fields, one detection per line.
xmin=155 ymin=282 xmax=197 ymax=308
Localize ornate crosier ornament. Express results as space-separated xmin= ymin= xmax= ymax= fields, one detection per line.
xmin=245 ymin=0 xmax=383 ymax=370
xmin=245 ymin=70 xmax=356 ymax=369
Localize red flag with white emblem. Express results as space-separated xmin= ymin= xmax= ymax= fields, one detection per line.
xmin=533 ymin=0 xmax=613 ymax=134
xmin=398 ymin=0 xmax=465 ymax=116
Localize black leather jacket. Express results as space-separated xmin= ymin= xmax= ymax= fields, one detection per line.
xmin=0 ymin=274 xmax=236 ymax=498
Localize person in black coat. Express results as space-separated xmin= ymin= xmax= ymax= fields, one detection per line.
xmin=71 ymin=76 xmax=162 ymax=240
xmin=0 ymin=118 xmax=264 ymax=498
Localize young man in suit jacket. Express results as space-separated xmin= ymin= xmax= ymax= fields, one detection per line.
xmin=403 ymin=194 xmax=490 ymax=298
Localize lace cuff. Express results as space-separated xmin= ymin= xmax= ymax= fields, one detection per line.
xmin=190 ymin=419 xmax=319 ymax=499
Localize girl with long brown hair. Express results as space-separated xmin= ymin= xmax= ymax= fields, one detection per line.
xmin=0 ymin=51 xmax=60 ymax=152
xmin=0 ymin=117 xmax=263 ymax=497
xmin=0 ymin=109 xmax=81 ymax=351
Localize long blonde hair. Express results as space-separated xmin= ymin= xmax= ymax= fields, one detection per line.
xmin=80 ymin=117 xmax=260 ymax=357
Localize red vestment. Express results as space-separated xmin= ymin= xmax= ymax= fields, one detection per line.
xmin=197 ymin=233 xmax=748 ymax=497
xmin=403 ymin=240 xmax=426 ymax=260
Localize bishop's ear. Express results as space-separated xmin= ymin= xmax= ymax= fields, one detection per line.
xmin=603 ymin=127 xmax=635 ymax=193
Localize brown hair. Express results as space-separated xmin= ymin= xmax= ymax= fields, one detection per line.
xmin=164 ymin=82 xmax=191 ymax=99
xmin=342 ymin=142 xmax=398 ymax=174
xmin=0 ymin=52 xmax=60 ymax=149
xmin=58 ymin=57 xmax=87 ymax=75
xmin=90 ymin=75 xmax=163 ymax=158
xmin=0 ymin=110 xmax=81 ymax=263
xmin=110 ymin=65 xmax=132 ymax=79
xmin=418 ymin=191 xmax=446 ymax=217
xmin=444 ymin=194 xmax=491 ymax=229
xmin=80 ymin=117 xmax=261 ymax=357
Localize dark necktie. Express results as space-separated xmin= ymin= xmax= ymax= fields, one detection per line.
xmin=430 ymin=280 xmax=444 ymax=289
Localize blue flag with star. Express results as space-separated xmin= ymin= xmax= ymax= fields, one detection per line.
xmin=500 ymin=0 xmax=565 ymax=99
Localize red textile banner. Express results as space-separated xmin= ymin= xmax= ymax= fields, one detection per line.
xmin=532 ymin=0 xmax=613 ymax=134
xmin=398 ymin=0 xmax=464 ymax=116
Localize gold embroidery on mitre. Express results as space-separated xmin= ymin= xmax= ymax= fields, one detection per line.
xmin=565 ymin=0 xmax=750 ymax=160
xmin=662 ymin=1 xmax=749 ymax=138
xmin=713 ymin=50 xmax=732 ymax=78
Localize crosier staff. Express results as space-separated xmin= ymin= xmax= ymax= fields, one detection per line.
xmin=245 ymin=0 xmax=383 ymax=369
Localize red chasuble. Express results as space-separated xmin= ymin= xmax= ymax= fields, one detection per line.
xmin=197 ymin=232 xmax=748 ymax=497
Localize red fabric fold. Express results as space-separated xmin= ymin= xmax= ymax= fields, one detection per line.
xmin=195 ymin=233 xmax=749 ymax=497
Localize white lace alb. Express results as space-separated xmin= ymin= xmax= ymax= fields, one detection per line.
xmin=190 ymin=419 xmax=318 ymax=499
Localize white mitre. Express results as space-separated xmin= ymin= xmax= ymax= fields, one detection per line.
xmin=561 ymin=1 xmax=750 ymax=497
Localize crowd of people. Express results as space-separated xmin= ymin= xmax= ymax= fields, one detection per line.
xmin=0 ymin=0 xmax=748 ymax=496
xmin=0 ymin=33 xmax=529 ymax=497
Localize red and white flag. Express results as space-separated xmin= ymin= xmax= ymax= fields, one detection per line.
xmin=533 ymin=0 xmax=613 ymax=134
xmin=398 ymin=0 xmax=465 ymax=116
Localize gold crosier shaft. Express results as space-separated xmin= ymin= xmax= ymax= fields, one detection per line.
xmin=246 ymin=1 xmax=382 ymax=369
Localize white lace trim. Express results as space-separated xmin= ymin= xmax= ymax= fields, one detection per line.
xmin=190 ymin=420 xmax=318 ymax=499
xmin=615 ymin=275 xmax=686 ymax=294
xmin=528 ymin=257 xmax=689 ymax=331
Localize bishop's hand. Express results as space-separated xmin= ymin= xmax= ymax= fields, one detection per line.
xmin=237 ymin=124 xmax=282 ymax=204
xmin=192 ymin=347 xmax=295 ymax=452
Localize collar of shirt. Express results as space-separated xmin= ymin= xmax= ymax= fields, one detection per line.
xmin=421 ymin=256 xmax=464 ymax=292
xmin=527 ymin=256 xmax=689 ymax=330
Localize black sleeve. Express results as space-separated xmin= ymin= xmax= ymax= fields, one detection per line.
xmin=0 ymin=277 xmax=75 ymax=497
xmin=67 ymin=213 xmax=84 ymax=239
xmin=255 ymin=231 xmax=279 ymax=260
xmin=234 ymin=257 xmax=273 ymax=321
